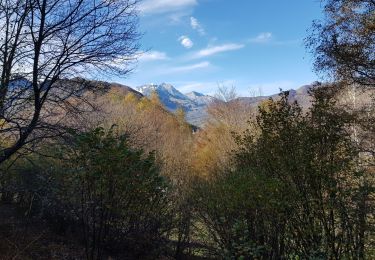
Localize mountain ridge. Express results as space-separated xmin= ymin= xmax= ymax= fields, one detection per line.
xmin=136 ymin=83 xmax=214 ymax=126
xmin=135 ymin=83 xmax=314 ymax=126
xmin=7 ymin=77 xmax=314 ymax=126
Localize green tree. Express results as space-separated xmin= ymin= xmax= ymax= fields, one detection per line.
xmin=193 ymin=85 xmax=373 ymax=259
xmin=307 ymin=0 xmax=375 ymax=87
xmin=61 ymin=127 xmax=173 ymax=259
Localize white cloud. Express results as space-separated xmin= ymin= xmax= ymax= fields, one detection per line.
xmin=169 ymin=61 xmax=210 ymax=73
xmin=193 ymin=43 xmax=245 ymax=58
xmin=249 ymin=32 xmax=273 ymax=43
xmin=138 ymin=51 xmax=169 ymax=62
xmin=179 ymin=82 xmax=217 ymax=95
xmin=168 ymin=12 xmax=190 ymax=24
xmin=190 ymin=17 xmax=199 ymax=29
xmin=178 ymin=82 xmax=206 ymax=93
xmin=139 ymin=0 xmax=197 ymax=14
xmin=190 ymin=17 xmax=205 ymax=35
xmin=179 ymin=36 xmax=194 ymax=49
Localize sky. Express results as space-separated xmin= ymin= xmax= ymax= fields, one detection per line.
xmin=114 ymin=0 xmax=325 ymax=96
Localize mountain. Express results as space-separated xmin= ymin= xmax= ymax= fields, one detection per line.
xmin=238 ymin=84 xmax=313 ymax=109
xmin=74 ymin=78 xmax=143 ymax=98
xmin=135 ymin=83 xmax=316 ymax=126
xmin=136 ymin=83 xmax=214 ymax=126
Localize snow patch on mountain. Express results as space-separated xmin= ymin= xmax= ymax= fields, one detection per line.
xmin=137 ymin=83 xmax=214 ymax=126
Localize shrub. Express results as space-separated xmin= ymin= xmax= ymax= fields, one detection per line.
xmin=59 ymin=127 xmax=174 ymax=259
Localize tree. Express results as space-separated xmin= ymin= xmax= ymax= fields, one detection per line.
xmin=175 ymin=107 xmax=186 ymax=125
xmin=193 ymin=86 xmax=373 ymax=258
xmin=306 ymin=0 xmax=375 ymax=87
xmin=65 ymin=127 xmax=173 ymax=259
xmin=194 ymin=85 xmax=253 ymax=178
xmin=0 ymin=0 xmax=140 ymax=164
xmin=214 ymin=84 xmax=238 ymax=102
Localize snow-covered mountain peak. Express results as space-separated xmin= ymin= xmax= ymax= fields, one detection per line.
xmin=136 ymin=83 xmax=213 ymax=126
xmin=137 ymin=84 xmax=157 ymax=94
xmin=138 ymin=83 xmax=187 ymax=100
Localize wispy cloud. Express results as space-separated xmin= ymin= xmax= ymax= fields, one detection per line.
xmin=179 ymin=36 xmax=194 ymax=49
xmin=178 ymin=82 xmax=217 ymax=94
xmin=168 ymin=61 xmax=211 ymax=73
xmin=190 ymin=17 xmax=205 ymax=35
xmin=139 ymin=0 xmax=197 ymax=15
xmin=138 ymin=51 xmax=169 ymax=62
xmin=249 ymin=32 xmax=273 ymax=43
xmin=193 ymin=43 xmax=245 ymax=58
xmin=178 ymin=82 xmax=206 ymax=93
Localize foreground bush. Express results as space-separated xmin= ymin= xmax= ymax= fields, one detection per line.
xmin=8 ymin=127 xmax=174 ymax=259
xmin=193 ymin=86 xmax=374 ymax=259
xmin=64 ymin=127 xmax=174 ymax=259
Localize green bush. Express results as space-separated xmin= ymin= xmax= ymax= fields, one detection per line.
xmin=5 ymin=127 xmax=174 ymax=259
xmin=192 ymin=86 xmax=373 ymax=259
xmin=59 ymin=127 xmax=174 ymax=259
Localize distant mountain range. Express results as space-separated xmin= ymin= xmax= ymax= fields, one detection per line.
xmin=136 ymin=83 xmax=215 ymax=126
xmin=135 ymin=83 xmax=313 ymax=126
xmin=7 ymin=77 xmax=314 ymax=126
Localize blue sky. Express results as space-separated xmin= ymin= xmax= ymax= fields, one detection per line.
xmin=115 ymin=0 xmax=324 ymax=96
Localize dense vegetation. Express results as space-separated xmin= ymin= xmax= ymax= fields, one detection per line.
xmin=0 ymin=0 xmax=374 ymax=259
xmin=1 ymin=83 xmax=374 ymax=259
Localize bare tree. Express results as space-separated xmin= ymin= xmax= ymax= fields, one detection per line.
xmin=214 ymin=84 xmax=238 ymax=102
xmin=208 ymin=84 xmax=252 ymax=128
xmin=0 ymin=0 xmax=140 ymax=164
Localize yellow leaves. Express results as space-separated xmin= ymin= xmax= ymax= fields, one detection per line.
xmin=191 ymin=123 xmax=237 ymax=179
xmin=175 ymin=107 xmax=185 ymax=122
xmin=259 ymin=99 xmax=274 ymax=113
xmin=150 ymin=90 xmax=163 ymax=107
xmin=0 ymin=119 xmax=12 ymax=147
xmin=136 ymin=94 xmax=163 ymax=112
xmin=124 ymin=92 xmax=138 ymax=104
xmin=175 ymin=107 xmax=192 ymax=131
xmin=87 ymin=85 xmax=194 ymax=182
xmin=137 ymin=97 xmax=151 ymax=111
xmin=0 ymin=119 xmax=7 ymax=132
xmin=192 ymin=143 xmax=217 ymax=179
xmin=192 ymin=97 xmax=255 ymax=179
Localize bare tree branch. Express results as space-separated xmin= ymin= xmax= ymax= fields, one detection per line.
xmin=0 ymin=0 xmax=140 ymax=164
